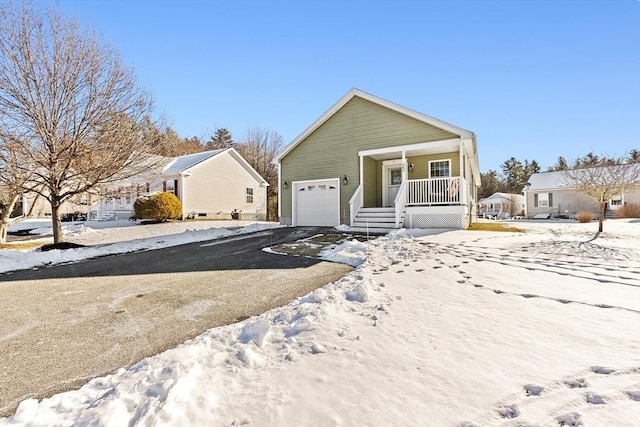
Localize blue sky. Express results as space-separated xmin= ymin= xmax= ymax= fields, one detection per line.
xmin=43 ymin=0 xmax=639 ymax=172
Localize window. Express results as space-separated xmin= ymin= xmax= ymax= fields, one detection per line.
xmin=610 ymin=195 xmax=622 ymax=206
xmin=390 ymin=169 xmax=402 ymax=185
xmin=246 ymin=187 xmax=254 ymax=203
xmin=429 ymin=160 xmax=451 ymax=178
xmin=534 ymin=192 xmax=553 ymax=207
xmin=165 ymin=180 xmax=175 ymax=194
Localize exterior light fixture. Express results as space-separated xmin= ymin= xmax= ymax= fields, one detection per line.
xmin=408 ymin=162 xmax=414 ymax=172
xmin=343 ymin=175 xmax=348 ymax=185
xmin=284 ymin=180 xmax=288 ymax=189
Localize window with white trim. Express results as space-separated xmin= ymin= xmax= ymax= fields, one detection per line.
xmin=534 ymin=192 xmax=553 ymax=207
xmin=246 ymin=187 xmax=254 ymax=203
xmin=429 ymin=160 xmax=451 ymax=178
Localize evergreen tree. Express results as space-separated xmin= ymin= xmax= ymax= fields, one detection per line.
xmin=206 ymin=128 xmax=234 ymax=150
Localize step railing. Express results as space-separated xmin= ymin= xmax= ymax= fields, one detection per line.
xmin=349 ymin=184 xmax=363 ymax=226
xmin=394 ymin=181 xmax=407 ymax=227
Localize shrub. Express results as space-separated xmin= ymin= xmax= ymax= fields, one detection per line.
xmin=134 ymin=192 xmax=182 ymax=221
xmin=575 ymin=211 xmax=594 ymax=223
xmin=615 ymin=203 xmax=640 ymax=219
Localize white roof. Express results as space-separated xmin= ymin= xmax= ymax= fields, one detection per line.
xmin=275 ymin=88 xmax=475 ymax=162
xmin=162 ymin=148 xmax=268 ymax=186
xmin=478 ymin=193 xmax=524 ymax=205
xmin=525 ymin=171 xmax=568 ymax=191
xmin=162 ymin=149 xmax=226 ymax=175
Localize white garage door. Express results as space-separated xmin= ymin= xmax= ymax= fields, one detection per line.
xmin=294 ymin=179 xmax=340 ymax=226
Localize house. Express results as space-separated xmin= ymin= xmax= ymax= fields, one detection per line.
xmin=523 ymin=168 xmax=640 ymax=218
xmin=478 ymin=193 xmax=525 ymax=219
xmin=18 ymin=148 xmax=269 ymax=221
xmin=274 ymin=88 xmax=481 ymax=232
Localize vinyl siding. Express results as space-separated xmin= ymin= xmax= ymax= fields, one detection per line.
xmin=181 ymin=151 xmax=266 ymax=220
xmin=526 ymin=190 xmax=599 ymax=217
xmin=406 ymin=153 xmax=460 ymax=179
xmin=363 ymin=156 xmax=378 ymax=208
xmin=281 ymin=96 xmax=459 ymax=223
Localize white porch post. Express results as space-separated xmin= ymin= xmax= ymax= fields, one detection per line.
xmin=401 ymin=150 xmax=407 ymax=181
xmin=459 ymin=140 xmax=465 ymax=205
xmin=359 ymin=154 xmax=364 ymax=207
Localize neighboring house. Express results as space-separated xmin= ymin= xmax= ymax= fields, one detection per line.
xmin=523 ymin=169 xmax=640 ymax=218
xmin=18 ymin=148 xmax=268 ymax=221
xmin=274 ymin=88 xmax=481 ymax=232
xmin=478 ymin=193 xmax=524 ymax=219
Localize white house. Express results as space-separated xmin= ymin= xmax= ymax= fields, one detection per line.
xmin=523 ymin=168 xmax=640 ymax=219
xmin=478 ymin=192 xmax=524 ymax=219
xmin=19 ymin=148 xmax=269 ymax=222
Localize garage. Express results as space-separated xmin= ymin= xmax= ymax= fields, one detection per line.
xmin=293 ymin=178 xmax=340 ymax=226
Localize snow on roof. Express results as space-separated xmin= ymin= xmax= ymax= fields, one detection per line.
xmin=478 ymin=192 xmax=524 ymax=205
xmin=525 ymin=171 xmax=567 ymax=191
xmin=162 ymin=149 xmax=226 ymax=175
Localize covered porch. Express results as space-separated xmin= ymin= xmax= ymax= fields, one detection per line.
xmin=349 ymin=138 xmax=475 ymax=230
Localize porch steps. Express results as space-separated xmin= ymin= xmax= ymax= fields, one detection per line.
xmin=350 ymin=207 xmax=401 ymax=234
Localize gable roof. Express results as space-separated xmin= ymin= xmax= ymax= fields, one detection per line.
xmin=162 ymin=148 xmax=268 ymax=185
xmin=162 ymin=149 xmax=226 ymax=175
xmin=275 ymin=88 xmax=475 ymax=162
xmin=525 ymin=171 xmax=566 ymax=191
xmin=525 ymin=164 xmax=640 ymax=192
xmin=478 ymin=192 xmax=524 ymax=205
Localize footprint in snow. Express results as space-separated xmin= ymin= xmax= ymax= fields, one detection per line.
xmin=585 ymin=392 xmax=606 ymax=404
xmin=564 ymin=378 xmax=588 ymax=388
xmin=591 ymin=366 xmax=615 ymax=375
xmin=625 ymin=390 xmax=640 ymax=401
xmin=556 ymin=412 xmax=582 ymax=426
xmin=415 ymin=268 xmax=425 ymax=272
xmin=457 ymin=279 xmax=466 ymax=283
xmin=524 ymin=384 xmax=544 ymax=396
xmin=497 ymin=404 xmax=520 ymax=419
xmin=433 ymin=265 xmax=442 ymax=269
xmin=520 ymin=293 xmax=538 ymax=299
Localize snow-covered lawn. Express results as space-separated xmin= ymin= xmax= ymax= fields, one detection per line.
xmin=1 ymin=219 xmax=639 ymax=426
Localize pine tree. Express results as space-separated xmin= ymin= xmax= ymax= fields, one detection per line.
xmin=206 ymin=128 xmax=234 ymax=150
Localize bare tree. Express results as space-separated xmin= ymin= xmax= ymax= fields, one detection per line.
xmin=504 ymin=194 xmax=521 ymax=218
xmin=563 ymin=161 xmax=640 ymax=232
xmin=236 ymin=128 xmax=284 ymax=220
xmin=0 ymin=3 xmax=157 ymax=243
xmin=0 ymin=137 xmax=33 ymax=244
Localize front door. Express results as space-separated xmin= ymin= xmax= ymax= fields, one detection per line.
xmin=386 ymin=167 xmax=402 ymax=206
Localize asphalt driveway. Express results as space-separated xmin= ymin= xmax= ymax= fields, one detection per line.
xmin=0 ymin=227 xmax=354 ymax=417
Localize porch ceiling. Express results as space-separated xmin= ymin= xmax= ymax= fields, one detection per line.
xmin=360 ymin=139 xmax=460 ymax=161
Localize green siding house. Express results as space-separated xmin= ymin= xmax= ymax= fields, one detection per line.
xmin=275 ymin=88 xmax=481 ymax=231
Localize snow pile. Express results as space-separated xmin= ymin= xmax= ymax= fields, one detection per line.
xmin=2 ymin=221 xmax=639 ymax=426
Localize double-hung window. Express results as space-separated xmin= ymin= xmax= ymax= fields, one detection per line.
xmin=534 ymin=192 xmax=553 ymax=207
xmin=246 ymin=187 xmax=254 ymax=203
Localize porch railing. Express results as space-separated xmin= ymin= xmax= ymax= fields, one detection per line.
xmin=349 ymin=184 xmax=363 ymax=226
xmin=405 ymin=177 xmax=465 ymax=206
xmin=394 ymin=180 xmax=407 ymax=227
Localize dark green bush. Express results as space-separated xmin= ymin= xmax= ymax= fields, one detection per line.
xmin=134 ymin=192 xmax=182 ymax=221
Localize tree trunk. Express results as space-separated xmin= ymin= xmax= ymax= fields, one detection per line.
xmin=0 ymin=196 xmax=19 ymax=245
xmin=51 ymin=199 xmax=64 ymax=243
xmin=599 ymin=202 xmax=605 ymax=233
xmin=0 ymin=222 xmax=7 ymax=245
